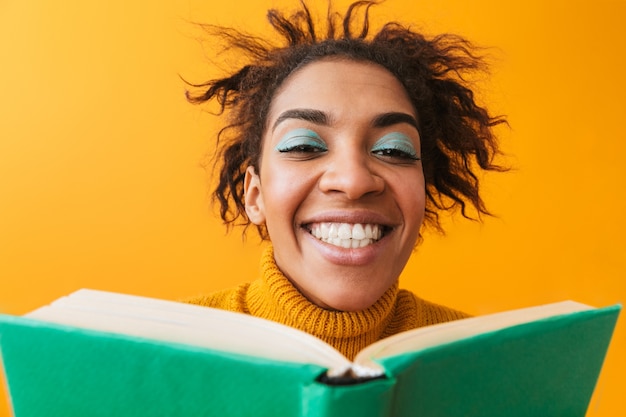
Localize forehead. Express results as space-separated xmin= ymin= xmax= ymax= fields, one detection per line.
xmin=265 ymin=58 xmax=416 ymax=129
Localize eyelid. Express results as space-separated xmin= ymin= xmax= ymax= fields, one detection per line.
xmin=274 ymin=128 xmax=327 ymax=152
xmin=371 ymin=132 xmax=420 ymax=159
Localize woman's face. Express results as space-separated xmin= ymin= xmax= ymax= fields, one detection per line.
xmin=244 ymin=59 xmax=426 ymax=311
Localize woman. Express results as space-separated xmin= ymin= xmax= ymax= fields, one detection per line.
xmin=186 ymin=1 xmax=505 ymax=360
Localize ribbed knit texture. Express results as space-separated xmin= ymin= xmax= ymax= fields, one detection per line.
xmin=186 ymin=245 xmax=469 ymax=360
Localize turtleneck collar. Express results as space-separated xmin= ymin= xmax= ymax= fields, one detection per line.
xmin=246 ymin=245 xmax=399 ymax=359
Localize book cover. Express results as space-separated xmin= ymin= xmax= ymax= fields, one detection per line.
xmin=0 ymin=293 xmax=620 ymax=417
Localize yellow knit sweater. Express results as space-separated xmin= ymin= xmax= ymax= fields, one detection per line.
xmin=186 ymin=246 xmax=469 ymax=361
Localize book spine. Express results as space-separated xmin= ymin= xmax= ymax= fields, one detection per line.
xmin=301 ymin=378 xmax=395 ymax=417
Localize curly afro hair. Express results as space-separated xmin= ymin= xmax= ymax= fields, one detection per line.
xmin=187 ymin=0 xmax=507 ymax=238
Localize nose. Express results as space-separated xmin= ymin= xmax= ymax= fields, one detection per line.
xmin=318 ymin=150 xmax=385 ymax=200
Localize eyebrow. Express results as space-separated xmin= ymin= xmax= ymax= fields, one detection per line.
xmin=372 ymin=112 xmax=420 ymax=131
xmin=271 ymin=109 xmax=330 ymax=132
xmin=271 ymin=109 xmax=420 ymax=132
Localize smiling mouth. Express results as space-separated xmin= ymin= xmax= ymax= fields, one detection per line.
xmin=307 ymin=222 xmax=389 ymax=249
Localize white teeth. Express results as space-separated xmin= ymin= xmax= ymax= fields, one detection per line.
xmin=309 ymin=223 xmax=385 ymax=249
xmin=338 ymin=223 xmax=351 ymax=240
xmin=352 ymin=224 xmax=365 ymax=240
xmin=320 ymin=223 xmax=329 ymax=239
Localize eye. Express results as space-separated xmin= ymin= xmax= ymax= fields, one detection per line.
xmin=373 ymin=148 xmax=419 ymax=159
xmin=371 ymin=132 xmax=420 ymax=162
xmin=275 ymin=128 xmax=328 ymax=155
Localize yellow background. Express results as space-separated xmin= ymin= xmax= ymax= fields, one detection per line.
xmin=1 ymin=0 xmax=624 ymax=415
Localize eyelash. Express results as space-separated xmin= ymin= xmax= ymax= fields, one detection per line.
xmin=276 ymin=131 xmax=420 ymax=162
xmin=275 ymin=128 xmax=328 ymax=156
xmin=370 ymin=134 xmax=420 ymax=161
xmin=277 ymin=142 xmax=328 ymax=154
xmin=371 ymin=147 xmax=420 ymax=161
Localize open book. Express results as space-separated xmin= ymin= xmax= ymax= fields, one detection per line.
xmin=0 ymin=289 xmax=620 ymax=417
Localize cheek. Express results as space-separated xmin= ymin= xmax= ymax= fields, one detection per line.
xmin=260 ymin=164 xmax=317 ymax=225
xmin=394 ymin=171 xmax=426 ymax=222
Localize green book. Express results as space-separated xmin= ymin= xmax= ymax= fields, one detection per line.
xmin=0 ymin=290 xmax=620 ymax=417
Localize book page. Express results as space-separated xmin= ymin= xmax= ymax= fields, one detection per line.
xmin=354 ymin=300 xmax=592 ymax=369
xmin=26 ymin=289 xmax=351 ymax=372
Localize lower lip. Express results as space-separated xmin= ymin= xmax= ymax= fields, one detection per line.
xmin=302 ymin=229 xmax=388 ymax=266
